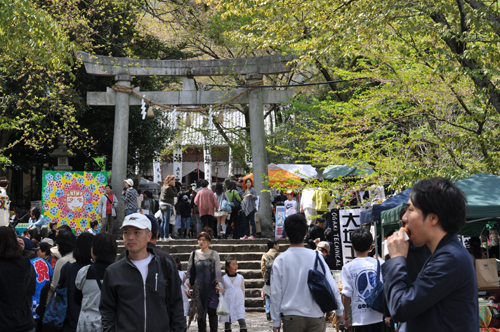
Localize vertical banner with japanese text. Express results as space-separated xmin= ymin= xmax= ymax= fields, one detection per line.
xmin=173 ymin=146 xmax=183 ymax=181
xmin=203 ymin=142 xmax=211 ymax=183
xmin=330 ymin=209 xmax=344 ymax=270
xmin=339 ymin=208 xmax=362 ymax=265
xmin=153 ymin=162 xmax=162 ymax=183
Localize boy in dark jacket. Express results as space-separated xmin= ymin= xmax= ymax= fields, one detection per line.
xmin=304 ymin=217 xmax=326 ymax=250
xmin=179 ymin=195 xmax=193 ymax=238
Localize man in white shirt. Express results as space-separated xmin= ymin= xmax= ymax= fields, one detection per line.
xmin=342 ymin=229 xmax=384 ymax=331
xmin=284 ymin=191 xmax=297 ymax=217
xmin=300 ymin=188 xmax=316 ymax=225
xmin=271 ymin=214 xmax=343 ymax=332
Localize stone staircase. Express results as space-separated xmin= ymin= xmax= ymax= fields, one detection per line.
xmin=117 ymin=238 xmax=289 ymax=311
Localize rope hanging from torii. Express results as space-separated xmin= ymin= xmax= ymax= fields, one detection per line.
xmin=111 ymin=80 xmax=264 ymax=113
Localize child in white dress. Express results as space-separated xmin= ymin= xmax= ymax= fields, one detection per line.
xmin=220 ymin=257 xmax=247 ymax=332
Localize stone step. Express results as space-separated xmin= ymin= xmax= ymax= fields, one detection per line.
xmin=117 ymin=238 xmax=284 ymax=245
xmin=178 ymin=260 xmax=262 ymax=272
xmin=158 ymin=252 xmax=270 ymax=262
xmin=245 ymin=297 xmax=265 ymax=308
xmin=244 ymin=279 xmax=265 ymax=289
xmin=156 ymin=244 xmax=289 ymax=254
xmin=245 ymin=288 xmax=263 ymax=298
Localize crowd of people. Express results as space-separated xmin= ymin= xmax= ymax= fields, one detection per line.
xmin=0 ymin=176 xmax=484 ymax=332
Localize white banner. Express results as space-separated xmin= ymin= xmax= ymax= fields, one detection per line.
xmin=173 ymin=146 xmax=183 ymax=181
xmin=275 ymin=206 xmax=286 ymax=239
xmin=339 ymin=208 xmax=362 ymax=265
xmin=203 ymin=142 xmax=211 ymax=184
xmin=153 ymin=162 xmax=162 ymax=183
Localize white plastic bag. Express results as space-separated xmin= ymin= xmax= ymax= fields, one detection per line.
xmin=216 ymin=293 xmax=230 ymax=316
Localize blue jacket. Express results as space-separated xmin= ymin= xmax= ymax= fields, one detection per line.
xmin=383 ymin=233 xmax=478 ymax=332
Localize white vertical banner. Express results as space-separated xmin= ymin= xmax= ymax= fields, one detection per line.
xmin=173 ymin=145 xmax=183 ymax=181
xmin=228 ymin=147 xmax=233 ymax=176
xmin=203 ymin=141 xmax=211 ymax=184
xmin=339 ymin=208 xmax=362 ymax=265
xmin=153 ymin=162 xmax=162 ymax=183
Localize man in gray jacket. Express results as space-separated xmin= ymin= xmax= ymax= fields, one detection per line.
xmin=100 ymin=213 xmax=184 ymax=332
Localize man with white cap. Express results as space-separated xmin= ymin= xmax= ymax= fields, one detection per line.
xmin=100 ymin=213 xmax=184 ymax=332
xmin=122 ymin=179 xmax=139 ymax=216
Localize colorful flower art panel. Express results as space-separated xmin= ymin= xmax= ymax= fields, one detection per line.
xmin=41 ymin=171 xmax=107 ymax=235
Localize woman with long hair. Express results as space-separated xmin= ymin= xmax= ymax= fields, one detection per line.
xmin=240 ymin=178 xmax=257 ymax=239
xmin=75 ymin=233 xmax=117 ymax=332
xmin=59 ymin=232 xmax=94 ymax=332
xmin=47 ymin=225 xmax=76 ymax=305
xmin=186 ymin=227 xmax=223 ymax=332
xmin=226 ymin=182 xmax=242 ymax=239
xmin=0 ymin=227 xmax=36 ymax=332
xmin=214 ymin=182 xmax=229 ymax=238
xmin=160 ymin=174 xmax=177 ymax=241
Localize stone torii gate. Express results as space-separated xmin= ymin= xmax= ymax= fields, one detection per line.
xmin=78 ymin=51 xmax=294 ymax=234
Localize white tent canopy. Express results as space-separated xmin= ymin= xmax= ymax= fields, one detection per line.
xmin=276 ymin=164 xmax=317 ymax=179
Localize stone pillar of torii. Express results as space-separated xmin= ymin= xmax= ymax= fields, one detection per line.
xmin=79 ymin=51 xmax=294 ymax=235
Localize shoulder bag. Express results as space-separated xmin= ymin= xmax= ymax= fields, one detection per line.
xmin=307 ymin=251 xmax=337 ymax=312
xmin=42 ymin=263 xmax=71 ymax=330
xmin=364 ymin=222 xmax=385 ymax=313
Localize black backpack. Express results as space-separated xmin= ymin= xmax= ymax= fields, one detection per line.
xmin=307 ymin=251 xmax=337 ymax=312
xmin=263 ymin=252 xmax=279 ymax=283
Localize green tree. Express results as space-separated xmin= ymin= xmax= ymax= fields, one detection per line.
xmin=215 ymin=0 xmax=500 ymax=187
xmin=1 ymin=0 xmax=191 ymax=173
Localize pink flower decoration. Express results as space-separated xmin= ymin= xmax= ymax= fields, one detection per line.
xmin=80 ymin=184 xmax=86 ymax=191
xmin=56 ymin=181 xmax=62 ymax=189
xmin=70 ymin=221 xmax=76 ymax=228
xmin=98 ymin=186 xmax=105 ymax=194
xmin=75 ymin=211 xmax=82 ymax=218
xmin=83 ymin=211 xmax=89 ymax=218
xmin=75 ymin=228 xmax=82 ymax=236
xmin=85 ymin=173 xmax=94 ymax=181
xmin=43 ymin=203 xmax=50 ymax=212
xmin=53 ymin=217 xmax=60 ymax=223
xmin=60 ymin=211 xmax=67 ymax=218
xmin=90 ymin=213 xmax=97 ymax=219
xmin=64 ymin=183 xmax=71 ymax=190
xmin=93 ymin=194 xmax=100 ymax=201
xmin=51 ymin=197 xmax=57 ymax=204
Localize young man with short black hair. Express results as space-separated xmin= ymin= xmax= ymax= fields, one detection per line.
xmin=384 ymin=177 xmax=478 ymax=331
xmin=271 ymin=214 xmax=343 ymax=332
xmin=342 ymin=229 xmax=384 ymax=331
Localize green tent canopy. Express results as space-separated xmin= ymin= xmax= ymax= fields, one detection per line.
xmin=323 ymin=163 xmax=375 ymax=179
xmin=378 ymin=174 xmax=500 ymax=237
xmin=455 ymin=173 xmax=500 ymax=220
xmin=381 ymin=203 xmax=407 ymax=232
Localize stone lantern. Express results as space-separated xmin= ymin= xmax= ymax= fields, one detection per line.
xmin=48 ymin=136 xmax=73 ymax=171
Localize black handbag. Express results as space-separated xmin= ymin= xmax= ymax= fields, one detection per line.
xmin=307 ymin=251 xmax=337 ymax=313
xmin=365 ymin=222 xmax=384 ymax=312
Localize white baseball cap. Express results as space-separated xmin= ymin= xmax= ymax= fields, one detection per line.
xmin=124 ymin=179 xmax=134 ymax=187
xmin=121 ymin=213 xmax=151 ymax=231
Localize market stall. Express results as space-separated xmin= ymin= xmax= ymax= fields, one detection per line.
xmin=241 ymin=163 xmax=302 ymax=189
